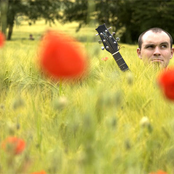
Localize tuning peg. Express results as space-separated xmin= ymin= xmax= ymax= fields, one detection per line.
xmin=96 ymin=33 xmax=99 ymax=36
xmin=116 ymin=37 xmax=120 ymax=41
xmin=101 ymin=46 xmax=105 ymax=50
xmin=107 ymin=27 xmax=112 ymax=30
xmin=112 ymin=32 xmax=116 ymax=35
xmin=103 ymin=39 xmax=106 ymax=42
xmin=106 ymin=46 xmax=109 ymax=49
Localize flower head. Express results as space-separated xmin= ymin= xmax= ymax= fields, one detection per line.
xmin=158 ymin=68 xmax=174 ymax=100
xmin=52 ymin=96 xmax=68 ymax=110
xmin=1 ymin=137 xmax=25 ymax=155
xmin=140 ymin=116 xmax=153 ymax=133
xmin=126 ymin=71 xmax=134 ymax=85
xmin=38 ymin=30 xmax=88 ymax=81
xmin=102 ymin=57 xmax=108 ymax=61
xmin=140 ymin=116 xmax=150 ymax=127
xmin=0 ymin=31 xmax=5 ymax=47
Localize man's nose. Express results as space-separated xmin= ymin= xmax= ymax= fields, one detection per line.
xmin=153 ymin=47 xmax=161 ymax=56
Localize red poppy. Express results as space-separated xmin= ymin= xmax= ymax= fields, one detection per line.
xmin=1 ymin=136 xmax=25 ymax=155
xmin=158 ymin=68 xmax=174 ymax=100
xmin=149 ymin=170 xmax=167 ymax=174
xmin=102 ymin=57 xmax=108 ymax=61
xmin=30 ymin=171 xmax=46 ymax=174
xmin=38 ymin=30 xmax=88 ymax=81
xmin=0 ymin=31 xmax=5 ymax=47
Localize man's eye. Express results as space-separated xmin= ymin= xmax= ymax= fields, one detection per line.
xmin=161 ymin=45 xmax=167 ymax=49
xmin=146 ymin=45 xmax=154 ymax=49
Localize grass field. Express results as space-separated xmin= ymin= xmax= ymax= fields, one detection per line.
xmin=0 ymin=20 xmax=174 ymax=174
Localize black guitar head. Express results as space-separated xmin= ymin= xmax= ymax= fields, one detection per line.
xmin=96 ymin=24 xmax=119 ymax=54
xmin=96 ymin=24 xmax=129 ymax=72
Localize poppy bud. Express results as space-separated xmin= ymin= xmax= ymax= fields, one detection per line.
xmin=1 ymin=137 xmax=25 ymax=155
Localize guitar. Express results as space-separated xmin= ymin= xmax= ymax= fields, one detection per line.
xmin=96 ymin=24 xmax=129 ymax=72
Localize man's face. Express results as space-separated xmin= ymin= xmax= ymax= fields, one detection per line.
xmin=137 ymin=30 xmax=174 ymax=68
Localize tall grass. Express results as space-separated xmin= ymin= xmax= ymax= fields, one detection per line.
xmin=0 ymin=20 xmax=174 ymax=174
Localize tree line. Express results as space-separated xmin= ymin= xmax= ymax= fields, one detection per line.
xmin=1 ymin=0 xmax=174 ymax=43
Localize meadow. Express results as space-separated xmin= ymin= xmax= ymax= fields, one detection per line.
xmin=0 ymin=20 xmax=174 ymax=174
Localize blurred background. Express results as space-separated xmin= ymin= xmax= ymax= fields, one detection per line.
xmin=1 ymin=0 xmax=174 ymax=44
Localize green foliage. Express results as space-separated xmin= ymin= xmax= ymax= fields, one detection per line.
xmin=26 ymin=0 xmax=62 ymax=25
xmin=63 ymin=0 xmax=174 ymax=44
xmin=2 ymin=0 xmax=174 ymax=43
xmin=0 ymin=0 xmax=64 ymax=40
xmin=133 ymin=1 xmax=174 ymax=37
xmin=62 ymin=0 xmax=89 ymax=32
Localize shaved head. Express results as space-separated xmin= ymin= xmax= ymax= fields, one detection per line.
xmin=138 ymin=28 xmax=173 ymax=49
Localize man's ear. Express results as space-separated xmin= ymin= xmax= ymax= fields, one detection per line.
xmin=137 ymin=48 xmax=142 ymax=59
xmin=170 ymin=48 xmax=174 ymax=59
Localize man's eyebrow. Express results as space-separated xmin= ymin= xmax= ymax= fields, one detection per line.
xmin=143 ymin=44 xmax=155 ymax=48
xmin=160 ymin=42 xmax=169 ymax=45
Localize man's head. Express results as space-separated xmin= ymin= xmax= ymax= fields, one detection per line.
xmin=137 ymin=28 xmax=174 ymax=68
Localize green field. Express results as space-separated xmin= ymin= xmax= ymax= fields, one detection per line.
xmin=0 ymin=20 xmax=174 ymax=174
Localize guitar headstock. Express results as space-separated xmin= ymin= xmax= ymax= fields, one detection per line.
xmin=96 ymin=24 xmax=120 ymax=54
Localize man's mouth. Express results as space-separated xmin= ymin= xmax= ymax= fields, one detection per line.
xmin=151 ymin=59 xmax=164 ymax=63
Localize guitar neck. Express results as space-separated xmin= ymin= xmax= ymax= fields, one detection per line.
xmin=112 ymin=52 xmax=129 ymax=71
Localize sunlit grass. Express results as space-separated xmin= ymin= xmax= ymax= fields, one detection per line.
xmin=0 ymin=20 xmax=174 ymax=173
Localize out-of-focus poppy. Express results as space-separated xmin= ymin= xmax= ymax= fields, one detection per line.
xmin=0 ymin=31 xmax=5 ymax=47
xmin=149 ymin=170 xmax=167 ymax=174
xmin=30 ymin=171 xmax=46 ymax=174
xmin=102 ymin=57 xmax=108 ymax=61
xmin=1 ymin=136 xmax=25 ymax=155
xmin=38 ymin=30 xmax=88 ymax=81
xmin=158 ymin=68 xmax=174 ymax=100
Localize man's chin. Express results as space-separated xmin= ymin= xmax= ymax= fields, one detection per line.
xmin=150 ymin=61 xmax=165 ymax=69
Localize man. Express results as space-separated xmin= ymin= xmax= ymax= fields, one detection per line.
xmin=137 ymin=28 xmax=174 ymax=69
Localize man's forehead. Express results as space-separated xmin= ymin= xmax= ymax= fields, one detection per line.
xmin=142 ymin=30 xmax=170 ymax=45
